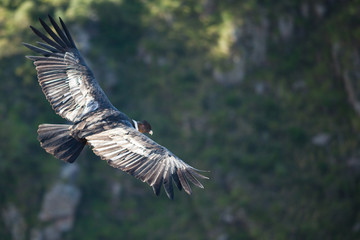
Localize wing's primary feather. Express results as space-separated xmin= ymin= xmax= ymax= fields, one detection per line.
xmin=24 ymin=16 xmax=115 ymax=122
xmin=86 ymin=124 xmax=208 ymax=199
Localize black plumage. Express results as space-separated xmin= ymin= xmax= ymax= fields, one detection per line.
xmin=24 ymin=16 xmax=207 ymax=199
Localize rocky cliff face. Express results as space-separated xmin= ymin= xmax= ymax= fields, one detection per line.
xmin=31 ymin=164 xmax=81 ymax=240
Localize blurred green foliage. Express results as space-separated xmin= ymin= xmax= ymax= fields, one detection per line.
xmin=1 ymin=0 xmax=360 ymax=239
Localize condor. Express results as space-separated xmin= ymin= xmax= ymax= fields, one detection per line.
xmin=24 ymin=16 xmax=207 ymax=199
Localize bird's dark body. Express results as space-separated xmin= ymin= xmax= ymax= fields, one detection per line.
xmin=25 ymin=16 xmax=207 ymax=199
xmin=72 ymin=109 xmax=134 ymax=138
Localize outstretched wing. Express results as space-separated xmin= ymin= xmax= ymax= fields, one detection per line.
xmin=85 ymin=125 xmax=208 ymax=199
xmin=24 ymin=16 xmax=115 ymax=122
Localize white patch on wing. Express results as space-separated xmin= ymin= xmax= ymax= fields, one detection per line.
xmin=132 ymin=120 xmax=138 ymax=131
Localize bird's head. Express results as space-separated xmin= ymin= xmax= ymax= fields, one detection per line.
xmin=133 ymin=120 xmax=153 ymax=135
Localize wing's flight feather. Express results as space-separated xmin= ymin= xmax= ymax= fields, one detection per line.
xmin=36 ymin=41 xmax=60 ymax=53
xmin=177 ymin=169 xmax=192 ymax=195
xmin=86 ymin=124 xmax=208 ymax=199
xmin=59 ymin=17 xmax=76 ymax=48
xmin=24 ymin=16 xmax=114 ymax=122
xmin=49 ymin=16 xmax=72 ymax=46
xmin=39 ymin=18 xmax=67 ymax=48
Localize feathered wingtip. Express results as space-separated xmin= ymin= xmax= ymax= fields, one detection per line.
xmin=23 ymin=15 xmax=77 ymax=57
xmin=152 ymin=167 xmax=209 ymax=200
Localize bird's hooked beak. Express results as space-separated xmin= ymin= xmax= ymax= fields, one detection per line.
xmin=149 ymin=130 xmax=153 ymax=135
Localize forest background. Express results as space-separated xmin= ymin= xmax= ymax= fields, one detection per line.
xmin=0 ymin=0 xmax=360 ymax=239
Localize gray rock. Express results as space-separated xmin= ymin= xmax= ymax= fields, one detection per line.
xmin=60 ymin=163 xmax=79 ymax=182
xmin=39 ymin=183 xmax=81 ymax=223
xmin=312 ymin=133 xmax=331 ymax=146
xmin=30 ymin=166 xmax=81 ymax=240
xmin=32 ymin=182 xmax=81 ymax=240
xmin=278 ymin=15 xmax=294 ymax=40
xmin=254 ymin=82 xmax=266 ymax=95
xmin=314 ymin=3 xmax=326 ymax=18
xmin=2 ymin=204 xmax=26 ymax=240
xmin=42 ymin=225 xmax=61 ymax=240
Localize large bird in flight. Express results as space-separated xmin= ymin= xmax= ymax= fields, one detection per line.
xmin=24 ymin=16 xmax=207 ymax=199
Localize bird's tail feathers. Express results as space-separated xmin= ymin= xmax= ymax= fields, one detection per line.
xmin=38 ymin=124 xmax=85 ymax=163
